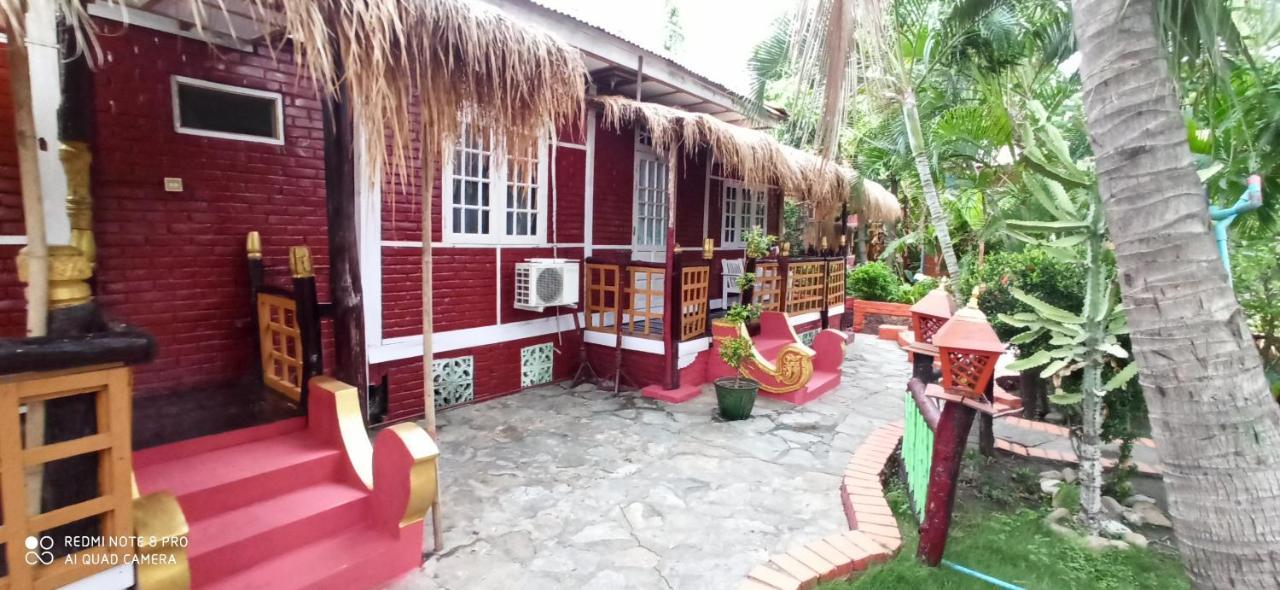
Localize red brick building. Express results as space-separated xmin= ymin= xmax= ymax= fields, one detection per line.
xmin=1 ymin=0 xmax=847 ymax=430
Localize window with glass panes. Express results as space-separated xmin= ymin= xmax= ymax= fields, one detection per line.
xmin=721 ymin=181 xmax=768 ymax=247
xmin=444 ymin=124 xmax=546 ymax=243
xmin=633 ymin=128 xmax=668 ymax=249
xmin=506 ymin=146 xmax=539 ymax=237
xmin=450 ymin=124 xmax=493 ymax=236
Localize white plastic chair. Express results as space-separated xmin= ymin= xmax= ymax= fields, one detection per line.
xmin=722 ymin=258 xmax=745 ymax=307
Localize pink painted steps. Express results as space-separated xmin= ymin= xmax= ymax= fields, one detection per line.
xmin=134 ymin=378 xmax=437 ymax=589
xmin=707 ymin=311 xmax=848 ymax=405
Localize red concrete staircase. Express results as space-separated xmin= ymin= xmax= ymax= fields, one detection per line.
xmin=134 ymin=378 xmax=437 ymax=589
xmin=710 ymin=311 xmax=848 ymax=404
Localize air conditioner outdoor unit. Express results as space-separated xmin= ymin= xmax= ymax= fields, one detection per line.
xmin=514 ymin=258 xmax=580 ymax=311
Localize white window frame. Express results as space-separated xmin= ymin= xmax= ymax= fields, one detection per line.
xmin=441 ymin=124 xmax=550 ymax=245
xmin=721 ymin=180 xmax=769 ymax=248
xmin=171 ymin=75 xmax=285 ymax=145
xmin=632 ymin=127 xmax=669 ymax=259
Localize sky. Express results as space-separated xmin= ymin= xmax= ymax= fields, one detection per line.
xmin=536 ymin=0 xmax=795 ymax=94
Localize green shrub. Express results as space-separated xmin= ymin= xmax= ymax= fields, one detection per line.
xmin=724 ymin=303 xmax=761 ymax=326
xmin=891 ymin=277 xmax=938 ymax=304
xmin=955 ymin=249 xmax=1087 ymax=347
xmin=846 ymin=262 xmax=901 ymax=302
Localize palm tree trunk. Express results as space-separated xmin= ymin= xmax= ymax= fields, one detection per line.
xmin=901 ymin=89 xmax=959 ymax=278
xmin=1072 ymin=0 xmax=1280 ymax=585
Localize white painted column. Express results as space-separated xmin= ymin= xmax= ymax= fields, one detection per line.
xmin=25 ymin=2 xmax=70 ymax=246
xmin=583 ymin=110 xmax=596 ymax=257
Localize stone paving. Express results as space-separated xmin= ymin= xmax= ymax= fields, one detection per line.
xmin=390 ymin=336 xmax=909 ymax=590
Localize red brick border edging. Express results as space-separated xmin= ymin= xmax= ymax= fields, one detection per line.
xmin=739 ymin=422 xmax=905 ymax=590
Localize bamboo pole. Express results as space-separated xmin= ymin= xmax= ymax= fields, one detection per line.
xmin=9 ymin=12 xmax=48 ymax=338
xmin=420 ymin=143 xmax=443 ymax=553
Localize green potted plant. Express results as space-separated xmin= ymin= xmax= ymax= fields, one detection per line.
xmin=716 ymin=303 xmax=761 ymax=420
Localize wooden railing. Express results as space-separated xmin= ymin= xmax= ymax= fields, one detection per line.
xmin=753 ymin=261 xmax=784 ymax=312
xmin=247 ymin=232 xmax=324 ymax=407
xmin=624 ymin=264 xmax=665 ymax=338
xmin=826 ymin=259 xmax=846 ymax=308
xmin=786 ymin=259 xmax=827 ymax=316
xmin=1 ymin=365 xmax=135 ymax=590
xmin=583 ymin=258 xmax=710 ymax=343
xmin=680 ymin=266 xmax=710 ymax=341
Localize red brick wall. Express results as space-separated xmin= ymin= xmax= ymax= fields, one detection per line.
xmin=89 ymin=24 xmax=329 ymax=396
xmin=375 ymin=330 xmax=583 ymax=423
xmin=0 ymin=43 xmax=24 ymax=338
xmin=591 ymin=117 xmax=633 ymax=246
xmin=584 ymin=341 xmax=665 ymax=390
xmin=374 ymin=119 xmax=591 ymax=420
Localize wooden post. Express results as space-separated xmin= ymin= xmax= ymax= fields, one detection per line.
xmin=978 ymin=379 xmax=996 ymax=457
xmin=246 ymin=231 xmax=265 ymax=376
xmin=420 ymin=147 xmax=444 ymax=554
xmin=917 ymin=400 xmax=976 ymax=566
xmin=291 ymin=246 xmax=324 ymax=411
xmin=10 ymin=15 xmax=49 ymax=338
xmin=662 ymin=150 xmax=679 ymax=390
xmin=321 ymin=46 xmax=369 ymax=418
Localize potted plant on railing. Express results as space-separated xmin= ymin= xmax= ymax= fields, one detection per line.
xmin=740 ymin=227 xmax=777 ymax=308
xmin=716 ymin=303 xmax=762 ymax=420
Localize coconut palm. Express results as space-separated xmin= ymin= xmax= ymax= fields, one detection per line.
xmin=1071 ymin=0 xmax=1280 ymax=584
xmin=754 ymin=0 xmax=1068 ymax=280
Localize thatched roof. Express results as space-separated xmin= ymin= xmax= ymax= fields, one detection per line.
xmin=5 ymin=0 xmax=587 ymax=177
xmin=854 ymin=177 xmax=902 ymax=224
xmin=595 ymin=95 xmax=900 ymax=222
xmin=595 ymin=94 xmax=849 ymax=210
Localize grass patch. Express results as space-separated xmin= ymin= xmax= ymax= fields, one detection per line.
xmin=824 ymin=479 xmax=1189 ymax=590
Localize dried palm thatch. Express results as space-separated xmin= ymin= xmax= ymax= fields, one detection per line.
xmin=2 ymin=0 xmax=587 ymax=178
xmin=595 ymin=94 xmax=900 ymax=223
xmin=853 ymin=176 xmax=901 ymax=223
xmin=595 ymin=94 xmax=851 ymax=211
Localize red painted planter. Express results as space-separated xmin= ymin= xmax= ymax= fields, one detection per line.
xmin=850 ymin=299 xmax=911 ymax=334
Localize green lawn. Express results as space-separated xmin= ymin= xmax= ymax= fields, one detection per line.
xmin=822 ymin=485 xmax=1190 ymax=590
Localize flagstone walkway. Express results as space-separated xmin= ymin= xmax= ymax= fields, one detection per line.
xmin=390 ymin=336 xmax=909 ymax=590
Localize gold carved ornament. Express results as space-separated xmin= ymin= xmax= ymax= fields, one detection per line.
xmin=712 ymin=320 xmax=815 ymax=394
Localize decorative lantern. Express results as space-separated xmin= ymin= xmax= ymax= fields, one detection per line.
xmin=703 ymin=238 xmax=714 ymax=260
xmin=821 ymin=235 xmax=829 ymax=251
xmin=781 ymin=241 xmax=791 ymax=257
xmin=908 ymin=285 xmax=955 ymax=345
xmin=932 ymin=294 xmax=1005 ymax=400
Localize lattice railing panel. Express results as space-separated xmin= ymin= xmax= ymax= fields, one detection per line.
xmin=1 ymin=366 xmax=135 ymax=589
xmin=786 ymin=261 xmax=825 ymax=316
xmin=585 ymin=263 xmax=620 ymax=333
xmin=902 ymin=392 xmax=935 ymax=520
xmin=680 ymin=266 xmax=710 ymax=341
xmin=625 ymin=267 xmax=665 ymax=338
xmin=826 ymin=260 xmax=845 ymax=308
xmin=258 ymin=293 xmax=303 ymax=401
xmin=753 ymin=262 xmax=783 ymax=312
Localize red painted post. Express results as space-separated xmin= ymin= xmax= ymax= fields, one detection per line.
xmin=917 ymin=400 xmax=977 ymax=566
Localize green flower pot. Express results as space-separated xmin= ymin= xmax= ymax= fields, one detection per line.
xmin=715 ymin=377 xmax=759 ymax=421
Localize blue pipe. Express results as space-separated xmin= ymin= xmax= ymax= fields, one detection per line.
xmin=1208 ymin=175 xmax=1263 ymax=287
xmin=941 ymin=559 xmax=1026 ymax=590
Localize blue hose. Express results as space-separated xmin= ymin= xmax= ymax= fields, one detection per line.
xmin=941 ymin=559 xmax=1026 ymax=590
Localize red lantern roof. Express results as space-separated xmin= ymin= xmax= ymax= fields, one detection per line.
xmin=909 ymin=286 xmax=956 ymax=319
xmin=933 ymin=300 xmax=1005 ymax=354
